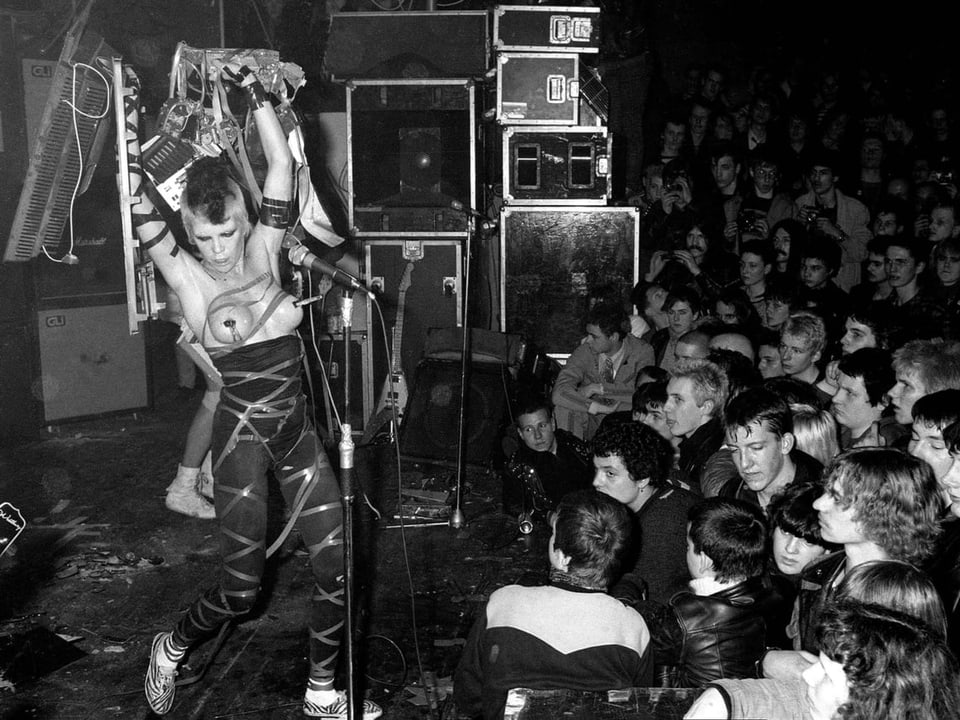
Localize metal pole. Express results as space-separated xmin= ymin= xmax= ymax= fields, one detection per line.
xmin=338 ymin=290 xmax=357 ymax=720
xmin=449 ymin=220 xmax=472 ymax=529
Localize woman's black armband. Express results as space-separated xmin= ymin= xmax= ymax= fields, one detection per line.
xmin=132 ymin=207 xmax=164 ymax=228
xmin=242 ymin=80 xmax=269 ymax=112
xmin=138 ymin=223 xmax=168 ymax=251
xmin=259 ymin=197 xmax=292 ymax=229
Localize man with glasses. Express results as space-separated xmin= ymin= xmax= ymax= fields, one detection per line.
xmin=794 ymin=149 xmax=871 ymax=292
xmin=726 ymin=146 xmax=796 ymax=247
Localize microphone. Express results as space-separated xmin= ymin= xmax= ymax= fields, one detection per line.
xmin=448 ymin=201 xmax=497 ymax=231
xmin=285 ymin=242 xmax=374 ymax=299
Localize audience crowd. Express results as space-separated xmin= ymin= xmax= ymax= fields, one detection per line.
xmin=454 ymin=53 xmax=960 ymax=720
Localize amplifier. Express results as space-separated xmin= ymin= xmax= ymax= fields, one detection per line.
xmin=503 ymin=126 xmax=611 ymax=205
xmin=325 ymin=11 xmax=488 ymax=79
xmin=495 ymin=52 xmax=580 ymax=125
xmin=492 ymin=5 xmax=601 ymax=53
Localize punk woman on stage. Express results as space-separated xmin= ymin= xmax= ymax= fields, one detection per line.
xmin=127 ymin=61 xmax=380 ymax=719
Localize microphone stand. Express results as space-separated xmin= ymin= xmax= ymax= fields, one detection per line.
xmin=337 ymin=289 xmax=358 ymax=720
xmin=449 ymin=215 xmax=473 ymax=530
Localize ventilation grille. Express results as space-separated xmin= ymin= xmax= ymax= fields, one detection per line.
xmin=4 ymin=31 xmax=114 ymax=263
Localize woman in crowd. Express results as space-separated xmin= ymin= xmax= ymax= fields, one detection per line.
xmin=685 ymin=567 xmax=960 ymax=720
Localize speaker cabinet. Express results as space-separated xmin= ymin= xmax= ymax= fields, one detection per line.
xmin=346 ymin=79 xmax=477 ymax=235
xmin=399 ymin=358 xmax=509 ymax=467
xmin=36 ymin=304 xmax=148 ymax=423
xmin=499 ymin=206 xmax=639 ymax=354
xmin=324 ymin=11 xmax=488 ymax=80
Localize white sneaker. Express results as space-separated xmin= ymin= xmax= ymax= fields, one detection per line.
xmin=166 ymin=489 xmax=216 ymax=519
xmin=144 ymin=632 xmax=178 ymax=714
xmin=302 ymin=689 xmax=382 ymax=719
xmin=166 ymin=465 xmax=215 ymax=519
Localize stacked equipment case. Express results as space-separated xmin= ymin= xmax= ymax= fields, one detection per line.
xmin=490 ymin=5 xmax=639 ymax=354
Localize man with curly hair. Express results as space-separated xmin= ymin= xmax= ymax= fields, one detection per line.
xmin=592 ymin=421 xmax=701 ymax=606
xmin=795 ymin=447 xmax=942 ymax=653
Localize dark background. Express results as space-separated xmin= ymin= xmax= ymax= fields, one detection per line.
xmin=0 ymin=0 xmax=954 ymax=437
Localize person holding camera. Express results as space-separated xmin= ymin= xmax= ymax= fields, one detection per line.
xmin=640 ymin=158 xmax=699 ymax=281
xmin=725 ymin=147 xmax=797 ymax=254
xmin=793 ymin=149 xmax=871 ymax=292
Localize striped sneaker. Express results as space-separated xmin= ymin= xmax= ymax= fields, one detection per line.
xmin=302 ymin=689 xmax=382 ymax=719
xmin=144 ymin=632 xmax=178 ymax=715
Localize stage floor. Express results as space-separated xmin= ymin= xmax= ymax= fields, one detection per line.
xmin=0 ymin=330 xmax=552 ymax=720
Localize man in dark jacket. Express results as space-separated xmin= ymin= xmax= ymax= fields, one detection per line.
xmin=719 ymin=386 xmax=823 ymax=511
xmin=501 ymin=393 xmax=592 ymax=528
xmin=638 ymin=497 xmax=787 ymax=687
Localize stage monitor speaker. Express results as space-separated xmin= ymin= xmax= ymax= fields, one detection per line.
xmin=36 ymin=304 xmax=148 ymax=423
xmin=325 ymin=11 xmax=488 ymax=80
xmin=399 ymin=358 xmax=509 ymax=467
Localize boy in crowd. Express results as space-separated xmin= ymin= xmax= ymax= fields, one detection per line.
xmin=638 ymin=497 xmax=786 ymax=687
xmin=594 ymin=422 xmax=701 ymax=606
xmin=553 ymin=301 xmax=654 ymax=441
xmin=501 ymin=393 xmax=592 ymax=528
xmin=719 ymin=386 xmax=822 ymax=511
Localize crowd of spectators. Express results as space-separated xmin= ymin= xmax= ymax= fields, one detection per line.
xmin=454 ymin=54 xmax=960 ymax=720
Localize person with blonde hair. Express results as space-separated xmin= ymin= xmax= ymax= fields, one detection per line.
xmin=779 ymin=312 xmax=828 ymax=393
xmin=790 ymin=403 xmax=839 ymax=465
